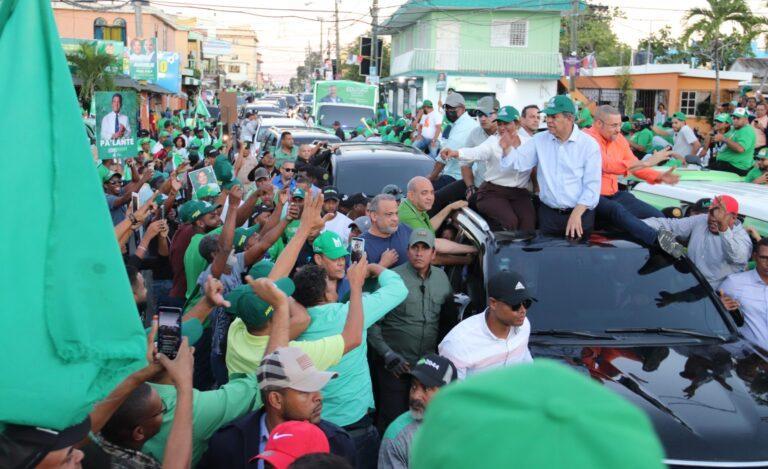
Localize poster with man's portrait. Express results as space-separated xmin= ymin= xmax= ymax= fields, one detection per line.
xmin=95 ymin=91 xmax=137 ymax=160
xmin=128 ymin=37 xmax=157 ymax=82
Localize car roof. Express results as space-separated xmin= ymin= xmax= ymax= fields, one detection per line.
xmin=336 ymin=142 xmax=426 ymax=160
xmin=259 ymin=117 xmax=307 ymax=127
xmin=269 ymin=127 xmax=334 ymax=136
xmin=491 ymin=232 xmax=646 ymax=250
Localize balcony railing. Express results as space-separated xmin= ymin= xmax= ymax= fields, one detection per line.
xmin=390 ymin=48 xmax=563 ymax=78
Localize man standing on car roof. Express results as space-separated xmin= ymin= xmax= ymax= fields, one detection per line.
xmin=585 ymin=105 xmax=680 ymax=246
xmin=642 ymin=195 xmax=753 ymax=288
xmin=499 ymin=95 xmax=602 ymax=239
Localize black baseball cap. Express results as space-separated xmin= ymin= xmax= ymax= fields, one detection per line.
xmin=340 ymin=192 xmax=369 ymax=208
xmin=487 ymin=271 xmax=536 ymax=307
xmin=204 ymin=148 xmax=218 ymax=158
xmin=689 ymin=197 xmax=713 ymax=215
xmin=408 ymin=354 xmax=458 ymax=388
xmin=1 ymin=417 xmax=90 ymax=468
xmin=323 ymin=186 xmax=340 ymax=201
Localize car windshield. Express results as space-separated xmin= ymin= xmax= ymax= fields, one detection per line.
xmin=334 ymin=158 xmax=432 ymax=195
xmin=317 ymin=105 xmax=375 ymax=129
xmin=291 ymin=134 xmax=341 ymax=147
xmin=491 ymin=246 xmax=730 ymax=337
xmin=283 ymin=96 xmax=297 ymax=107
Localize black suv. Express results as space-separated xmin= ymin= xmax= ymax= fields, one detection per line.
xmin=447 ymin=208 xmax=768 ymax=468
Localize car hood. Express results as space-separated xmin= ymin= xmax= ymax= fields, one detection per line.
xmin=532 ymin=342 xmax=768 ymax=465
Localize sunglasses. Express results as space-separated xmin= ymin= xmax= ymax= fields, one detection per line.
xmin=510 ymin=299 xmax=533 ymax=311
xmin=283 ymin=167 xmax=296 ymax=173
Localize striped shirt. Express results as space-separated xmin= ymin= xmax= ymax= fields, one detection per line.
xmin=438 ymin=310 xmax=532 ymax=380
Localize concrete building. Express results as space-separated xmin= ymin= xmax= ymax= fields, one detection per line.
xmin=575 ymin=64 xmax=752 ymax=118
xmin=215 ymin=26 xmax=262 ymax=88
xmin=379 ymin=0 xmax=568 ymax=115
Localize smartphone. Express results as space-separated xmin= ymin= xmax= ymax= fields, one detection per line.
xmin=160 ymin=205 xmax=166 ymax=220
xmin=350 ymin=237 xmax=365 ymax=263
xmin=156 ymin=306 xmax=182 ymax=359
xmin=131 ymin=192 xmax=140 ymax=212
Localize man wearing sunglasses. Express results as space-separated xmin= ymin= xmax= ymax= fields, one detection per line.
xmin=439 ymin=271 xmax=534 ymax=380
xmin=271 ymin=160 xmax=297 ymax=191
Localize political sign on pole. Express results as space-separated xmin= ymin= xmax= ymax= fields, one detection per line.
xmin=128 ymin=37 xmax=157 ymax=81
xmin=156 ymin=51 xmax=181 ymax=93
xmin=95 ymin=91 xmax=137 ymax=160
xmin=436 ymin=72 xmax=448 ymax=91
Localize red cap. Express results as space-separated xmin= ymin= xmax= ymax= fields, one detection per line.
xmin=713 ymin=195 xmax=739 ymax=214
xmin=250 ymin=421 xmax=330 ymax=468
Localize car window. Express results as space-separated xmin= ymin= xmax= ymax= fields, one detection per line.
xmin=292 ymin=135 xmax=341 ymax=147
xmin=317 ymin=105 xmax=375 ymax=129
xmin=490 ymin=247 xmax=730 ymax=336
xmin=334 ymin=158 xmax=433 ymax=196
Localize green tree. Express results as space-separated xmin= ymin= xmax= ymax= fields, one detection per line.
xmin=637 ymin=26 xmax=692 ymax=64
xmin=66 ymin=42 xmax=116 ymax=110
xmin=560 ymin=3 xmax=632 ymax=67
xmin=681 ymin=0 xmax=767 ymax=109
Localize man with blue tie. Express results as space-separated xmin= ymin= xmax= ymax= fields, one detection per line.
xmin=100 ymin=93 xmax=131 ymax=142
xmin=497 ymin=95 xmax=602 ymax=238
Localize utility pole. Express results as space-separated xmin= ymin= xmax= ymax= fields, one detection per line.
xmin=568 ymin=0 xmax=578 ymax=91
xmin=646 ymin=20 xmax=652 ymax=66
xmin=319 ymin=18 xmax=324 ymax=60
xmin=371 ymin=0 xmax=379 ymax=80
xmin=133 ymin=0 xmax=144 ymax=38
xmin=334 ymin=0 xmax=341 ymax=79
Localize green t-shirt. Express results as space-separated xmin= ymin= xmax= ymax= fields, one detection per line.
xmin=225 ymin=318 xmax=344 ymax=377
xmin=631 ymin=128 xmax=654 ymax=152
xmin=397 ymin=199 xmax=433 ymax=233
xmin=274 ymin=146 xmax=298 ymax=168
xmin=578 ymin=107 xmax=593 ymax=128
xmin=144 ymin=374 xmax=263 ymax=465
xmin=745 ymin=165 xmax=765 ymax=182
xmin=183 ymin=227 xmax=223 ymax=300
xmin=718 ymin=125 xmax=757 ymax=170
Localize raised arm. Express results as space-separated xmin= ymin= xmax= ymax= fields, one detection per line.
xmin=246 ymin=277 xmax=290 ymax=355
xmin=211 ymin=186 xmax=243 ymax=279
xmin=340 ymin=253 xmax=367 ymax=353
xmin=268 ymin=193 xmax=330 ymax=280
xmin=243 ymin=218 xmax=291 ymax=266
xmin=157 ymin=338 xmax=194 ymax=469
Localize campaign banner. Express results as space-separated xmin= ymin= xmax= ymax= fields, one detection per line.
xmin=436 ymin=72 xmax=447 ymax=91
xmin=157 ymin=51 xmax=181 ymax=94
xmin=128 ymin=37 xmax=157 ymax=82
xmin=315 ymin=81 xmax=377 ymax=107
xmin=188 ymin=167 xmax=219 ymax=196
xmin=61 ymin=38 xmax=128 ymax=74
xmin=96 ymin=91 xmax=137 ymax=160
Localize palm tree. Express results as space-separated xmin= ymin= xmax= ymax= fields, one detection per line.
xmin=682 ymin=0 xmax=766 ymax=111
xmin=66 ymin=42 xmax=117 ymax=110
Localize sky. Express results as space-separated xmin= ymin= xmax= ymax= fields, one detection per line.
xmin=149 ymin=0 xmax=768 ymax=83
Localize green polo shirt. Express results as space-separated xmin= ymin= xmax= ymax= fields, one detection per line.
xmin=717 ymin=125 xmax=756 ymax=170
xmin=183 ymin=227 xmax=223 ymax=301
xmin=398 ymin=199 xmax=433 ymax=233
xmin=745 ymin=165 xmax=765 ymax=182
xmin=631 ymin=128 xmax=654 ymax=153
xmin=297 ymin=270 xmax=408 ymax=426
xmin=143 ymin=374 xmax=262 ymax=466
xmin=578 ymin=107 xmax=593 ymax=128
xmin=274 ymin=146 xmax=298 ymax=168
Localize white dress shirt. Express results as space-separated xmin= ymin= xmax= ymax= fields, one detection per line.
xmin=323 ymin=211 xmax=353 ymax=242
xmin=518 ymin=127 xmax=535 ymax=145
xmin=458 ymin=134 xmax=531 ymax=188
xmin=720 ymin=269 xmax=768 ymax=348
xmin=461 ymin=125 xmax=494 ymax=185
xmin=439 ymin=311 xmax=533 ymax=380
xmin=100 ymin=112 xmax=131 ymax=142
xmin=500 ymin=125 xmax=601 ymax=210
xmin=439 ymin=112 xmax=479 ymax=181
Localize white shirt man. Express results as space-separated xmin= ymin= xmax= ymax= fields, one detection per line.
xmin=419 ymin=106 xmax=441 ymax=141
xmin=719 ymin=241 xmax=768 ymax=348
xmin=100 ymin=95 xmax=131 ymax=142
xmin=439 ymin=271 xmax=534 ymax=380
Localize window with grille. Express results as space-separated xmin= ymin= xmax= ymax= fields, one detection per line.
xmin=491 ymin=20 xmax=528 ymax=47
xmin=679 ymin=90 xmax=712 ymax=116
xmin=228 ymin=65 xmax=241 ymax=73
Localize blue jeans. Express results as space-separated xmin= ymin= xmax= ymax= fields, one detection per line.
xmin=596 ymin=191 xmax=663 ymax=246
xmin=348 ymin=424 xmax=379 ymax=469
xmin=414 ymin=137 xmax=438 ymax=159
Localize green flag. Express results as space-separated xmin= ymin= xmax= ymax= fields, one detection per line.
xmin=0 ymin=0 xmax=146 ymax=429
xmin=195 ymin=96 xmax=210 ymax=118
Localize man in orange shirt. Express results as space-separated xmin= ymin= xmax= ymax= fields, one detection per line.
xmin=585 ymin=105 xmax=680 ymax=246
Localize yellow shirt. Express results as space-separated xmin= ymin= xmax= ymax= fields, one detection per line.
xmin=225 ymin=318 xmax=345 ymax=377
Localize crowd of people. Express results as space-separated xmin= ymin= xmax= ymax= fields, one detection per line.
xmin=6 ymin=88 xmax=768 ymax=469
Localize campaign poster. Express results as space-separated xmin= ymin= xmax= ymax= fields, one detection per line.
xmin=315 ymin=81 xmax=377 ymax=107
xmin=62 ymin=38 xmax=128 ymax=74
xmin=128 ymin=37 xmax=157 ymax=82
xmin=188 ymin=167 xmax=219 ymax=196
xmin=95 ymin=91 xmax=137 ymax=160
xmin=436 ymin=72 xmax=447 ymax=91
xmin=156 ymin=51 xmax=181 ymax=93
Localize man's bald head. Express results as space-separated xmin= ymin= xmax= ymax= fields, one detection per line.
xmin=407 ymin=176 xmax=435 ymax=212
xmin=594 ymin=105 xmax=622 ymax=141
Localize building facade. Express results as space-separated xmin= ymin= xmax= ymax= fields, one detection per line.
xmin=379 ymin=0 xmax=568 ymax=115
xmin=215 ymin=26 xmax=262 ymax=88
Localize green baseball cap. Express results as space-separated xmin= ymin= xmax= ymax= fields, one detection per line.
xmin=732 ymin=107 xmax=750 ymax=119
xmin=495 ymin=106 xmax=520 ymax=123
xmin=620 ymin=122 xmax=632 ymax=134
xmin=159 ymin=131 xmax=170 ymax=139
xmin=291 ymin=187 xmax=306 ymax=199
xmin=183 ymin=200 xmax=220 ymax=223
xmin=224 ymin=278 xmax=295 ymax=328
xmin=671 ymin=111 xmax=686 ymax=121
xmin=410 ymin=360 xmax=665 ymax=469
xmin=234 ymin=225 xmax=260 ymax=252
xmin=408 ymin=228 xmax=435 ymax=248
xmin=196 ymin=183 xmax=221 ymax=200
xmin=154 ymin=193 xmax=168 ymax=205
xmin=714 ymin=113 xmax=733 ymax=124
xmin=162 ymin=139 xmax=173 ymax=148
xmin=422 ymin=100 xmax=433 ymax=108
xmin=756 ymin=147 xmax=768 ymax=159
xmin=312 ymin=231 xmax=348 ymax=260
xmin=150 ymin=171 xmax=168 ymax=183
xmin=247 ymin=259 xmax=275 ymax=279
xmin=138 ymin=137 xmax=151 ymax=146
xmin=542 ymin=95 xmax=576 ymax=116
xmin=631 ymin=113 xmax=646 ymax=122
xmin=404 ymin=109 xmax=412 ymax=115
xmin=214 ymin=158 xmax=234 ymax=183
xmin=101 ymin=170 xmax=122 ymax=183
xmin=221 ymin=178 xmax=242 ymax=190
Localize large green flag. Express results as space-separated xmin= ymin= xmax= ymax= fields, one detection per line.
xmin=0 ymin=0 xmax=146 ymax=429
xmin=195 ymin=96 xmax=211 ymax=118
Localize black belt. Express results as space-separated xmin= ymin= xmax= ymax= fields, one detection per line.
xmin=543 ymin=205 xmax=574 ymax=215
